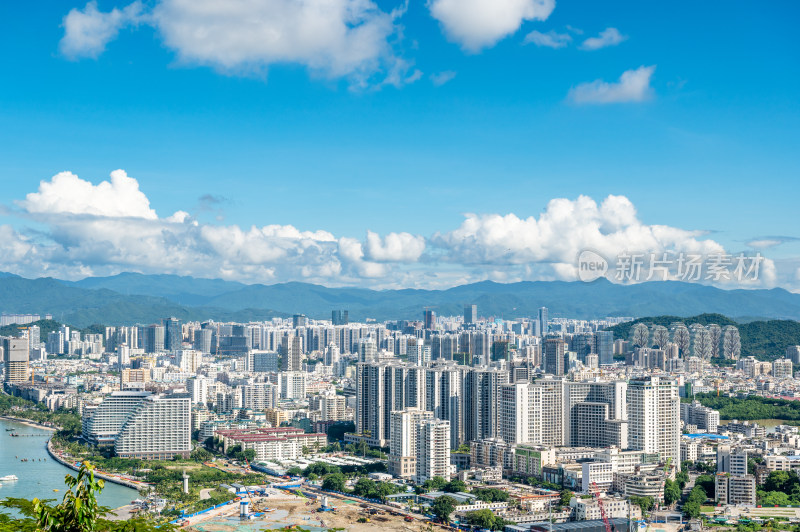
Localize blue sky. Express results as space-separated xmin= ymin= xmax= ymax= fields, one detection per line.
xmin=0 ymin=0 xmax=798 ymax=290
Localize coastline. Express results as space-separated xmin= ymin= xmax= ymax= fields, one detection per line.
xmin=1 ymin=413 xmax=149 ymax=495
xmin=0 ymin=415 xmax=57 ymax=431
xmin=45 ymin=438 xmax=150 ymax=492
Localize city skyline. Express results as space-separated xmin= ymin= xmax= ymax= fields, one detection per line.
xmin=0 ymin=1 xmax=798 ymax=290
xmin=2 ymin=2 xmax=799 ymax=529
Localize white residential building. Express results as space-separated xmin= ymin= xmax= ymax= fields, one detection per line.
xmin=114 ymin=393 xmax=191 ymax=459
xmin=389 ymin=408 xmax=433 ymax=478
xmin=416 ymin=419 xmax=451 ymax=484
xmin=628 ymin=376 xmax=680 ymax=462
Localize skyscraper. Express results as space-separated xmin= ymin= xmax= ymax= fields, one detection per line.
xmin=280 ymin=335 xmax=303 ymax=371
xmin=356 ymin=360 xmax=422 ymax=447
xmin=389 ymin=408 xmax=433 ymax=478
xmin=594 ymin=331 xmax=614 ymax=365
xmin=538 ymin=307 xmax=549 ymax=336
xmin=144 ymin=325 xmax=165 ymax=353
xmin=464 ymin=304 xmax=477 ymax=325
xmin=292 ymin=314 xmax=308 ymax=328
xmin=358 ymin=338 xmax=378 ymax=363
xmin=425 ymin=361 xmax=464 ymax=448
xmin=2 ymin=336 xmax=29 ymax=383
xmin=563 ymin=380 xmax=628 ymax=448
xmin=331 ymin=310 xmax=349 ymax=326
xmin=498 ymin=382 xmax=542 ymax=444
xmin=628 ymin=376 xmax=680 ymax=462
xmin=193 ymin=328 xmax=213 ymax=354
xmin=423 ymin=309 xmax=436 ymax=330
xmin=415 ymin=419 xmax=451 ymax=484
xmin=164 ymin=317 xmax=182 ymax=352
xmin=464 ymin=367 xmax=507 ymax=442
xmin=543 ymin=338 xmax=565 ymax=376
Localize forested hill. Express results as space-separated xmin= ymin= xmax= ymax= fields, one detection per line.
xmin=688 ymin=393 xmax=800 ymax=421
xmin=606 ymin=313 xmax=800 ymax=360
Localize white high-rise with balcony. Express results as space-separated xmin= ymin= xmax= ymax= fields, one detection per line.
xmin=415 ymin=418 xmax=451 ymax=484
xmin=628 ymin=376 xmax=680 ymax=462
xmin=115 ymin=393 xmax=191 ymax=459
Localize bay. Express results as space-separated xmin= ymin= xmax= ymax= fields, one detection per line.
xmin=0 ymin=418 xmax=137 ymax=513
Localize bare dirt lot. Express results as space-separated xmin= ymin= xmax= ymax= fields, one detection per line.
xmin=188 ymin=495 xmax=435 ymax=532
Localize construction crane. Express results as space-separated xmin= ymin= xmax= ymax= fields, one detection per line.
xmin=241 ymin=457 xmax=265 ymax=513
xmin=589 ymin=482 xmax=613 ymax=532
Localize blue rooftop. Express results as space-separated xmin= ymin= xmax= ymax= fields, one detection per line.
xmin=685 ymin=433 xmax=729 ymax=440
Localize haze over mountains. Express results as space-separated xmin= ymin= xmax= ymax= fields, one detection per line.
xmin=0 ymin=272 xmax=799 ymax=327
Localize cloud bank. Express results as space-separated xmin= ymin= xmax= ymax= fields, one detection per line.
xmin=1 ymin=170 xmax=787 ymax=290
xmin=60 ymin=0 xmax=411 ymax=86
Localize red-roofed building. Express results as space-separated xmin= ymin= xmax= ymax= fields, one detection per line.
xmin=215 ymin=427 xmax=327 ymax=461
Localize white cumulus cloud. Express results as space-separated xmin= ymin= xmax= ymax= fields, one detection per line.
xmin=153 ymin=0 xmax=401 ymax=80
xmin=523 ymin=29 xmax=571 ymax=48
xmin=2 ymin=171 xmax=791 ymax=290
xmin=568 ymin=65 xmax=655 ymax=104
xmin=579 ymin=27 xmax=627 ymax=50
xmin=59 ymin=0 xmax=409 ymax=87
xmin=10 ymin=170 xmax=423 ymax=285
xmin=60 ymin=1 xmax=143 ymax=59
xmin=432 ymin=194 xmax=778 ymax=287
xmin=428 ymin=0 xmax=555 ymax=52
xmin=19 ymin=170 xmax=158 ymax=219
xmin=365 ymin=231 xmax=426 ymax=262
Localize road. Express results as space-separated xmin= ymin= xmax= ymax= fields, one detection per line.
xmin=301 ymin=484 xmax=429 ymax=521
xmin=199 ymin=488 xmax=214 ymax=500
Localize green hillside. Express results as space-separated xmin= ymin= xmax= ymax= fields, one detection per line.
xmin=0 ymin=276 xmax=288 ymax=327
xmin=606 ymin=313 xmax=800 ymax=360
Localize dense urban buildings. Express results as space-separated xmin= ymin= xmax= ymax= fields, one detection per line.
xmin=3 ymin=304 xmax=794 ymax=526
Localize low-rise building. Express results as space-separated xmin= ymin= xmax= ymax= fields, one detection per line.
xmin=715 ymin=474 xmax=756 ymax=506
xmin=215 ymin=427 xmax=326 ymax=461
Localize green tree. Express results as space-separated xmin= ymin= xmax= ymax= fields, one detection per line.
xmin=683 ymin=485 xmax=709 ymax=518
xmin=463 ymin=509 xmax=512 ymax=530
xmin=695 ymin=474 xmax=716 ymax=499
xmin=765 ymin=470 xmax=796 ymax=493
xmin=443 ymin=479 xmax=467 ymax=493
xmin=431 ymin=495 xmax=457 ymax=523
xmin=676 ymin=470 xmax=689 ymax=489
xmin=472 ymin=488 xmax=510 ymax=503
xmin=759 ymin=491 xmax=790 ymax=507
xmin=559 ymin=489 xmax=573 ymax=508
xmin=34 ymin=462 xmax=106 ymax=532
xmin=352 ymin=478 xmax=377 ymax=498
xmin=322 ymin=473 xmax=346 ymax=492
xmin=664 ymin=479 xmax=681 ymax=505
xmin=422 ymin=476 xmax=448 ymax=492
xmin=748 ymin=456 xmax=764 ymax=476
xmin=190 ymin=447 xmax=213 ymax=462
xmin=225 ymin=444 xmax=242 ymax=458
xmin=630 ymin=496 xmax=655 ymax=515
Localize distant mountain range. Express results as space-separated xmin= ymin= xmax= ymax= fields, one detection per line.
xmin=0 ymin=272 xmax=799 ymax=327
